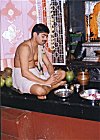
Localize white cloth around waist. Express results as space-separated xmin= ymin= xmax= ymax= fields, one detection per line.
xmin=12 ymin=67 xmax=50 ymax=94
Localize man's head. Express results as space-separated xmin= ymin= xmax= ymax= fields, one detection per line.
xmin=31 ymin=23 xmax=50 ymax=45
xmin=31 ymin=23 xmax=50 ymax=38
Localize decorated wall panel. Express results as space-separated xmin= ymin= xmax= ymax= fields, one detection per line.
xmin=1 ymin=0 xmax=66 ymax=70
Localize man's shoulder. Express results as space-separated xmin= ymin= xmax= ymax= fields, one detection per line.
xmin=18 ymin=40 xmax=30 ymax=49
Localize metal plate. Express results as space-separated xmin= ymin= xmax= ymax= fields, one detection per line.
xmin=54 ymin=88 xmax=73 ymax=98
xmin=79 ymin=89 xmax=100 ymax=100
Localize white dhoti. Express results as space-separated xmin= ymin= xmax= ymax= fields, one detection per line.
xmin=12 ymin=67 xmax=50 ymax=94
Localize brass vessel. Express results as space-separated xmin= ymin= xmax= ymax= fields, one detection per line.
xmin=77 ymin=71 xmax=90 ymax=85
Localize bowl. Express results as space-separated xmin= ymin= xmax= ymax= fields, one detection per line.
xmin=79 ymin=89 xmax=100 ymax=100
xmin=54 ymin=88 xmax=73 ymax=98
xmin=77 ymin=71 xmax=90 ymax=85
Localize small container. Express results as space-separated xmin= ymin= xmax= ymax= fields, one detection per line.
xmin=74 ymin=84 xmax=80 ymax=92
xmin=64 ymin=84 xmax=68 ymax=89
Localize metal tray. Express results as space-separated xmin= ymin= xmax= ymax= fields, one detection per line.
xmin=54 ymin=88 xmax=73 ymax=98
xmin=79 ymin=89 xmax=100 ymax=100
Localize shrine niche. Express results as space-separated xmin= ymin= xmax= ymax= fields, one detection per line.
xmin=85 ymin=1 xmax=100 ymax=41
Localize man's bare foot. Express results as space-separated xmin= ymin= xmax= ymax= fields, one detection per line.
xmin=37 ymin=95 xmax=47 ymax=99
xmin=51 ymin=80 xmax=66 ymax=89
xmin=60 ymin=80 xmax=67 ymax=86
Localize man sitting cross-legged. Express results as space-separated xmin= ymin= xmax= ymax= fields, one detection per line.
xmin=13 ymin=23 xmax=66 ymax=99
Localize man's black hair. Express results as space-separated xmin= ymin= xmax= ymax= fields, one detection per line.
xmin=31 ymin=23 xmax=50 ymax=38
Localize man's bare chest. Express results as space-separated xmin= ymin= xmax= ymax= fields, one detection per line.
xmin=29 ymin=51 xmax=38 ymax=62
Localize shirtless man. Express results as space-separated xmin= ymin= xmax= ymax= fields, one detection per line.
xmin=13 ymin=23 xmax=66 ymax=99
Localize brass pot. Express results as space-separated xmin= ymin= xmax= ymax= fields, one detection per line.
xmin=77 ymin=71 xmax=90 ymax=85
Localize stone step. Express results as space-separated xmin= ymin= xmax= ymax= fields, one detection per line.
xmin=1 ymin=107 xmax=34 ymax=139
xmin=1 ymin=133 xmax=18 ymax=140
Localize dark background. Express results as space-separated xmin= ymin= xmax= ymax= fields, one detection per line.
xmin=68 ymin=0 xmax=85 ymax=34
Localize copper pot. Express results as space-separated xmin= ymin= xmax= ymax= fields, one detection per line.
xmin=77 ymin=71 xmax=90 ymax=85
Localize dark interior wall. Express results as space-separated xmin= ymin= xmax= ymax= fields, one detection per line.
xmin=68 ymin=0 xmax=85 ymax=34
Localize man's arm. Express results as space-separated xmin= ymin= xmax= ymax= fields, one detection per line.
xmin=43 ymin=53 xmax=65 ymax=83
xmin=42 ymin=53 xmax=55 ymax=75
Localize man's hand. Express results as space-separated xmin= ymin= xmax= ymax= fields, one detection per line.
xmin=46 ymin=73 xmax=61 ymax=85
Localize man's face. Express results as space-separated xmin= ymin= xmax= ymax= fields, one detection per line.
xmin=36 ymin=32 xmax=48 ymax=45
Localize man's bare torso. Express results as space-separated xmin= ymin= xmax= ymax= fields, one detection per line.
xmin=14 ymin=40 xmax=38 ymax=68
